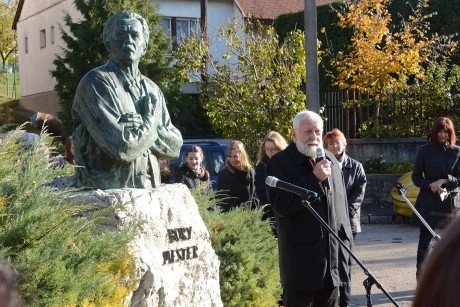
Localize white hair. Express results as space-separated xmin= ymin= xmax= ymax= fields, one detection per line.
xmin=293 ymin=110 xmax=323 ymax=132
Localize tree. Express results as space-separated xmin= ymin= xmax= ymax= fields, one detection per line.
xmin=0 ymin=0 xmax=18 ymax=71
xmin=50 ymin=0 xmax=176 ymax=136
xmin=331 ymin=0 xmax=457 ymax=126
xmin=174 ymin=20 xmax=307 ymax=157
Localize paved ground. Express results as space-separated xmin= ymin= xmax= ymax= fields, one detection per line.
xmin=349 ymin=223 xmax=420 ymax=306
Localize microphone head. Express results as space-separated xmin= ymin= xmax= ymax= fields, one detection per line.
xmin=265 ymin=176 xmax=278 ymax=187
xmin=316 ymin=147 xmax=325 ymax=159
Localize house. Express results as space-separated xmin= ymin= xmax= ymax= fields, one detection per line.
xmin=13 ymin=0 xmax=335 ymax=117
xmin=12 ymin=0 xmax=82 ymax=116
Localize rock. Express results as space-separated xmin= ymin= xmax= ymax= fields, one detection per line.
xmin=51 ymin=177 xmax=222 ymax=306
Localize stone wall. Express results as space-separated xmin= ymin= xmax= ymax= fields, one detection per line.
xmin=363 ymin=174 xmax=401 ymax=207
xmin=346 ymin=137 xmax=427 ymax=165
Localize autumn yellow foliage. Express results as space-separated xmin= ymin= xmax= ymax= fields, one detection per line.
xmin=333 ymin=0 xmax=457 ymax=96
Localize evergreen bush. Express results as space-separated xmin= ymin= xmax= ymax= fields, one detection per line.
xmin=0 ymin=127 xmax=138 ymax=306
xmin=192 ymin=187 xmax=282 ymax=307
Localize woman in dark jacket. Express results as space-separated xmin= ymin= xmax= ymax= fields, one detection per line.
xmin=412 ymin=117 xmax=460 ymax=279
xmin=254 ymin=131 xmax=287 ymax=234
xmin=175 ymin=145 xmax=210 ymax=190
xmin=218 ymin=140 xmax=257 ymax=212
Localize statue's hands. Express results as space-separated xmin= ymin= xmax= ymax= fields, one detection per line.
xmin=139 ymin=93 xmax=158 ymax=120
xmin=119 ymin=112 xmax=143 ymax=127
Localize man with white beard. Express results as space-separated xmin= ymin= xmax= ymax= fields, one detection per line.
xmin=266 ymin=110 xmax=352 ymax=307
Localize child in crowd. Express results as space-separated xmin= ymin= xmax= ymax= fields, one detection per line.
xmin=175 ymin=145 xmax=211 ymax=190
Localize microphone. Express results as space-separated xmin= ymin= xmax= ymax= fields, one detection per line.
xmin=316 ymin=147 xmax=332 ymax=193
xmin=265 ymin=176 xmax=318 ymax=198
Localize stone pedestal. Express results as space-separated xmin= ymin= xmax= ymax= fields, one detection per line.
xmin=56 ymin=178 xmax=222 ymax=306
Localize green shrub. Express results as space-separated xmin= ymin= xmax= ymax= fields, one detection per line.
xmin=192 ymin=187 xmax=282 ymax=307
xmin=0 ymin=127 xmax=138 ymax=306
xmin=364 ymin=156 xmax=414 ymax=174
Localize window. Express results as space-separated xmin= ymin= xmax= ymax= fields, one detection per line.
xmin=161 ymin=17 xmax=200 ymax=55
xmin=25 ymin=36 xmax=28 ymax=53
xmin=40 ymin=29 xmax=46 ymax=48
xmin=161 ymin=18 xmax=172 ymax=54
xmin=50 ymin=26 xmax=55 ymax=44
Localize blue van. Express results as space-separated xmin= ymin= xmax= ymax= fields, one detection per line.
xmin=169 ymin=139 xmax=234 ymax=190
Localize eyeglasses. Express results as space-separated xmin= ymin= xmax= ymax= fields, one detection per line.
xmin=265 ymin=148 xmax=279 ymax=153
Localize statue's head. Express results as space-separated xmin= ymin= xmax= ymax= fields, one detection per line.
xmin=103 ymin=11 xmax=150 ymax=62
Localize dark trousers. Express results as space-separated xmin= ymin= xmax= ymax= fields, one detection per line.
xmin=283 ymin=287 xmax=339 ymax=307
xmin=416 ymin=225 xmax=434 ymax=277
xmin=339 ymin=232 xmax=356 ymax=306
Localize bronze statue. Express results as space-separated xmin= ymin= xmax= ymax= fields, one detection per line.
xmin=72 ymin=11 xmax=183 ymax=189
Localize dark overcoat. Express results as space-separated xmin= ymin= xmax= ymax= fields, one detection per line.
xmin=174 ymin=163 xmax=210 ymax=190
xmin=255 ymin=154 xmax=270 ymax=206
xmin=217 ymin=165 xmax=257 ymax=212
xmin=341 ymin=154 xmax=367 ymax=233
xmin=412 ymin=141 xmax=460 ymax=227
xmin=266 ymin=141 xmax=352 ymax=291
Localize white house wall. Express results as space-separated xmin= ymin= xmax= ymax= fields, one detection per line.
xmin=16 ymin=0 xmax=81 ymax=115
xmin=156 ymin=0 xmax=244 ymax=71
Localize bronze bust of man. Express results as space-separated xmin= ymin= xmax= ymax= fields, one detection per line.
xmin=72 ymin=11 xmax=183 ymax=189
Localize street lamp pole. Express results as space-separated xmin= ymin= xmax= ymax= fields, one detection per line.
xmin=304 ymin=0 xmax=320 ymax=113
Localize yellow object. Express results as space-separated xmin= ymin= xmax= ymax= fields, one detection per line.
xmin=392 ymin=172 xmax=420 ymax=217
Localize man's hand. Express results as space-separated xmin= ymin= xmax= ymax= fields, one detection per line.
xmin=313 ymin=159 xmax=331 ymax=183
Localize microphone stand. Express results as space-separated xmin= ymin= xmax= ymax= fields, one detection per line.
xmin=301 ymin=197 xmax=400 ymax=307
xmin=394 ymin=182 xmax=441 ymax=241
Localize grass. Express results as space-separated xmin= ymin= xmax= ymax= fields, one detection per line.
xmin=0 ymin=73 xmax=39 ymax=133
xmin=0 ymin=71 xmax=20 ymax=99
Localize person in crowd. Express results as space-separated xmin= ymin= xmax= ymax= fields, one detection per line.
xmin=255 ymin=131 xmax=288 ymax=236
xmin=15 ymin=131 xmax=41 ymax=151
xmin=412 ymin=216 xmax=460 ymax=307
xmin=175 ymin=145 xmax=210 ymax=189
xmin=266 ymin=110 xmax=352 ymax=307
xmin=412 ymin=117 xmax=460 ymax=279
xmin=159 ymin=159 xmax=171 ymax=184
xmin=49 ymin=136 xmax=75 ymax=168
xmin=324 ymin=128 xmax=367 ymax=307
xmin=71 ymin=11 xmax=182 ymax=189
xmin=31 ymin=112 xmax=66 ymax=145
xmin=217 ymin=140 xmax=258 ymax=212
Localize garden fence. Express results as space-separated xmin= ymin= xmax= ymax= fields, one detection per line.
xmin=320 ymin=90 xmax=431 ymax=139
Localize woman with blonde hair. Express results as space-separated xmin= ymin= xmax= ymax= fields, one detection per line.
xmin=217 ymin=140 xmax=257 ymax=212
xmin=255 ymin=131 xmax=288 ymax=235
